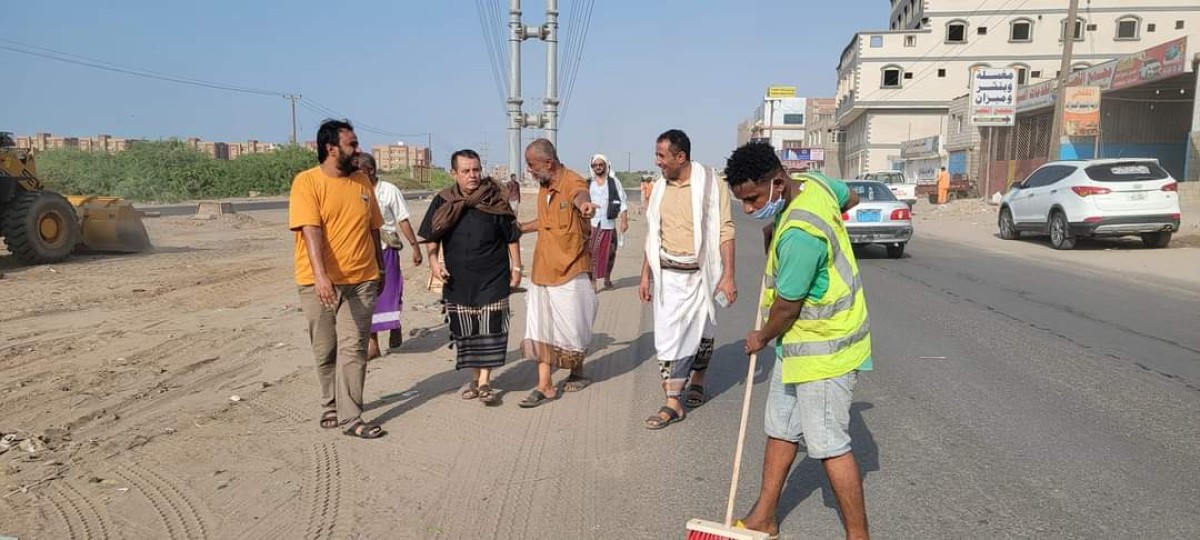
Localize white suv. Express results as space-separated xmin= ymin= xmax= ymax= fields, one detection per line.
xmin=998 ymin=158 xmax=1181 ymax=250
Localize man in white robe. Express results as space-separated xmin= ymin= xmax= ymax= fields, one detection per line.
xmin=639 ymin=129 xmax=737 ymax=429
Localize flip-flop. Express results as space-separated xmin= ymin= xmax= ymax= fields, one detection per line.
xmin=685 ymin=384 xmax=706 ymax=408
xmin=734 ymin=520 xmax=779 ymax=540
xmin=518 ymin=389 xmax=557 ymax=409
xmin=461 ymin=381 xmax=479 ymax=400
xmin=343 ymin=420 xmax=387 ymax=439
xmin=478 ymin=385 xmax=501 ymax=406
xmin=319 ymin=410 xmax=339 ymax=429
xmin=644 ymin=406 xmax=683 ymax=430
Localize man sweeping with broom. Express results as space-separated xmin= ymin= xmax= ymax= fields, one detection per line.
xmin=721 ymin=142 xmax=873 ymax=540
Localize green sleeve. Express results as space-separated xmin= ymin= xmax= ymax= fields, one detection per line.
xmin=824 ymin=178 xmax=851 ymax=208
xmin=774 ymin=229 xmax=828 ymax=302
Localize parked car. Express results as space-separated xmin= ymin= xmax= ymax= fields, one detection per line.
xmin=859 ymin=170 xmax=918 ymax=207
xmin=845 ymin=180 xmax=913 ymax=258
xmin=997 ymin=158 xmax=1181 ymax=250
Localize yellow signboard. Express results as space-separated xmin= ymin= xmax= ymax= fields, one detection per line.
xmin=767 ymin=86 xmax=797 ymax=98
xmin=1063 ymin=86 xmax=1101 ymax=137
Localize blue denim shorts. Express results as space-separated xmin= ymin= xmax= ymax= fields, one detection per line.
xmin=764 ymin=357 xmax=857 ymax=459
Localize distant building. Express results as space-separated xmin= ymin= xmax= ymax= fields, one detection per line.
xmin=373 ymin=143 xmax=431 ymax=172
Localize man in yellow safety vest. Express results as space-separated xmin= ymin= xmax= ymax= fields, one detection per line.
xmin=723 ymin=142 xmax=873 ymax=540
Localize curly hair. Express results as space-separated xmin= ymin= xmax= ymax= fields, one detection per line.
xmin=723 ymin=142 xmax=783 ymax=189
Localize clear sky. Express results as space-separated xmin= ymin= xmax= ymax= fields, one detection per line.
xmin=7 ymin=0 xmax=879 ymax=173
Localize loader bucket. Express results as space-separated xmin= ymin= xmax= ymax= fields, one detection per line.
xmin=67 ymin=196 xmax=153 ymax=253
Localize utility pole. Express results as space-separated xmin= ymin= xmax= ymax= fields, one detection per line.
xmin=508 ymin=0 xmax=525 ymax=184
xmin=1047 ymin=0 xmax=1081 ymax=161
xmin=626 ymin=151 xmax=631 ymax=173
xmin=544 ymin=0 xmax=559 ymax=146
xmin=507 ymin=0 xmax=558 ymax=183
xmin=284 ymin=94 xmax=301 ymax=146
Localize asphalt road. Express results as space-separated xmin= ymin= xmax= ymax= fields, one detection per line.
xmin=603 ymin=210 xmax=1200 ymax=539
xmin=142 ymin=190 xmax=434 ymax=217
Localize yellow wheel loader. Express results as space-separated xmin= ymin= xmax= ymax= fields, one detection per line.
xmin=0 ymin=132 xmax=151 ymax=264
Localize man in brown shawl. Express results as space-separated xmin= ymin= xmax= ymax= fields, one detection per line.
xmin=418 ymin=149 xmax=523 ymax=406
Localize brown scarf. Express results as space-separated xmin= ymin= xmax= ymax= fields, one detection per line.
xmin=423 ymin=178 xmax=515 ymax=242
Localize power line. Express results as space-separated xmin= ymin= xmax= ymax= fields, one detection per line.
xmin=0 ymin=38 xmax=289 ymax=97
xmin=559 ymin=0 xmax=596 ymax=125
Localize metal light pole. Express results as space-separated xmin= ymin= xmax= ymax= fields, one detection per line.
xmin=508 ymin=0 xmax=524 ymax=182
xmin=544 ymin=0 xmax=559 ymax=146
xmin=1047 ymin=0 xmax=1081 ymax=161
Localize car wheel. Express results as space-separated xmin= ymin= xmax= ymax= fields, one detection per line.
xmin=998 ymin=208 xmax=1019 ymax=240
xmin=886 ymin=243 xmax=906 ymax=259
xmin=1141 ymin=231 xmax=1172 ymax=249
xmin=1049 ymin=211 xmax=1076 ymax=250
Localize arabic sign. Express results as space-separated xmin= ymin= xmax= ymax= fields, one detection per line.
xmin=1111 ymin=37 xmax=1187 ymax=90
xmin=1016 ymin=37 xmax=1188 ymax=113
xmin=971 ymin=68 xmax=1016 ymax=126
xmin=900 ymin=135 xmax=939 ymax=159
xmin=767 ymin=86 xmax=797 ymax=98
xmin=1063 ymin=86 xmax=1101 ymax=137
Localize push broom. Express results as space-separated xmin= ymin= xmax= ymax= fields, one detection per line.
xmin=686 ymin=278 xmax=773 ymax=540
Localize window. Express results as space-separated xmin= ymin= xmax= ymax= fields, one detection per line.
xmin=881 ymin=66 xmax=903 ymax=88
xmin=831 ymin=131 xmax=846 ymax=143
xmin=783 ymin=114 xmax=804 ymax=125
xmin=1061 ymin=17 xmax=1085 ymax=41
xmin=1010 ymin=19 xmax=1033 ymax=42
xmin=905 ymin=35 xmax=916 ymax=47
xmin=904 ymin=72 xmax=913 ymax=79
xmin=1022 ymin=165 xmax=1075 ymax=188
xmin=977 ymin=27 xmax=988 ymax=35
xmin=1176 ymin=20 xmax=1185 ymax=30
xmin=1031 ymin=70 xmax=1042 ymax=79
xmin=946 ymin=20 xmax=968 ymax=43
xmin=1147 ymin=23 xmax=1156 ymax=32
xmin=1010 ymin=64 xmax=1030 ymax=85
xmin=937 ymin=68 xmax=946 ymax=78
xmin=870 ymin=35 xmax=883 ymax=48
xmin=1116 ymin=16 xmax=1140 ymax=40
xmin=782 ymin=139 xmax=804 ymax=148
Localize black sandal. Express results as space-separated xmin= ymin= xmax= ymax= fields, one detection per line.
xmin=645 ymin=406 xmax=683 ymax=430
xmin=319 ymin=410 xmax=339 ymax=429
xmin=562 ymin=375 xmax=592 ymax=393
xmin=685 ymin=385 xmax=706 ymax=408
xmin=343 ymin=420 xmax=386 ymax=439
xmin=461 ymin=381 xmax=479 ymax=400
xmin=478 ymin=385 xmax=501 ymax=406
xmin=518 ymin=389 xmax=557 ymax=409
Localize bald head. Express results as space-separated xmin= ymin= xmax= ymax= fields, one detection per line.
xmin=354 ymin=153 xmax=378 ymax=184
xmin=525 ymin=138 xmax=558 ymax=162
xmin=524 ymin=138 xmax=560 ymax=184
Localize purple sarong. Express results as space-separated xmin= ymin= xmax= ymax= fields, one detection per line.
xmin=371 ymin=247 xmax=404 ymax=333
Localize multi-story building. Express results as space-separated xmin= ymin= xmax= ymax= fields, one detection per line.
xmin=227 ymin=140 xmax=276 ymax=160
xmin=834 ymin=0 xmax=1199 ymax=177
xmin=16 ymin=133 xmax=140 ymax=153
xmin=738 ymin=87 xmax=808 ymax=152
xmin=373 ymin=143 xmax=431 ymax=172
xmin=804 ymin=98 xmax=841 ymax=176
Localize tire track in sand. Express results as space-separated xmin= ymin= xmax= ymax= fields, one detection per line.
xmin=47 ymin=480 xmax=113 ymax=540
xmin=303 ymin=442 xmax=347 ymax=540
xmin=115 ymin=464 xmax=209 ymax=540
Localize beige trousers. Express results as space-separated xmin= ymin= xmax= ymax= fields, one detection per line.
xmin=298 ymin=281 xmax=378 ymax=426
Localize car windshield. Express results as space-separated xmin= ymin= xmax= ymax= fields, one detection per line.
xmin=1084 ymin=162 xmax=1170 ymax=182
xmin=848 ymin=182 xmax=897 ymax=202
xmin=865 ymin=172 xmax=904 ymax=184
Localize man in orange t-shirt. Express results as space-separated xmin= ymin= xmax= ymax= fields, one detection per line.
xmin=289 ymin=119 xmax=386 ymax=439
xmin=516 ymin=138 xmax=600 ymax=408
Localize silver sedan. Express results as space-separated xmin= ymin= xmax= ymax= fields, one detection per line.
xmin=844 ymin=181 xmax=913 ymax=258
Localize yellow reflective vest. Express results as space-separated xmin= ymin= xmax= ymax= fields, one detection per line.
xmin=761 ymin=173 xmax=872 ymax=384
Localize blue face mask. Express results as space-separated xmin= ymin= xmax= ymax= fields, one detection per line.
xmin=751 ymin=185 xmax=785 ymax=220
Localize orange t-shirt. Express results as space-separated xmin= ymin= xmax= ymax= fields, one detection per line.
xmin=531 ymin=167 xmax=592 ymax=286
xmin=289 ymin=166 xmax=384 ymax=286
xmin=640 ymin=182 xmax=653 ymax=203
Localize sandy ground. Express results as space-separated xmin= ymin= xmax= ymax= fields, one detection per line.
xmin=0 ymin=198 xmax=494 ymax=539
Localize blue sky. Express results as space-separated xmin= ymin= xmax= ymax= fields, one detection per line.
xmin=7 ymin=0 xmax=878 ymax=172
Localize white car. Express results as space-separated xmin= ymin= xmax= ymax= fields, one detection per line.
xmin=998 ymin=158 xmax=1181 ymax=250
xmin=845 ymin=180 xmax=913 ymax=258
xmin=859 ymin=170 xmax=917 ymax=207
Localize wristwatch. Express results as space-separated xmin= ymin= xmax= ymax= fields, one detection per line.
xmin=511 ymin=266 xmax=523 ymax=273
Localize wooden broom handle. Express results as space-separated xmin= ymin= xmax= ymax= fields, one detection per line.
xmin=725 ymin=277 xmax=767 ymax=526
